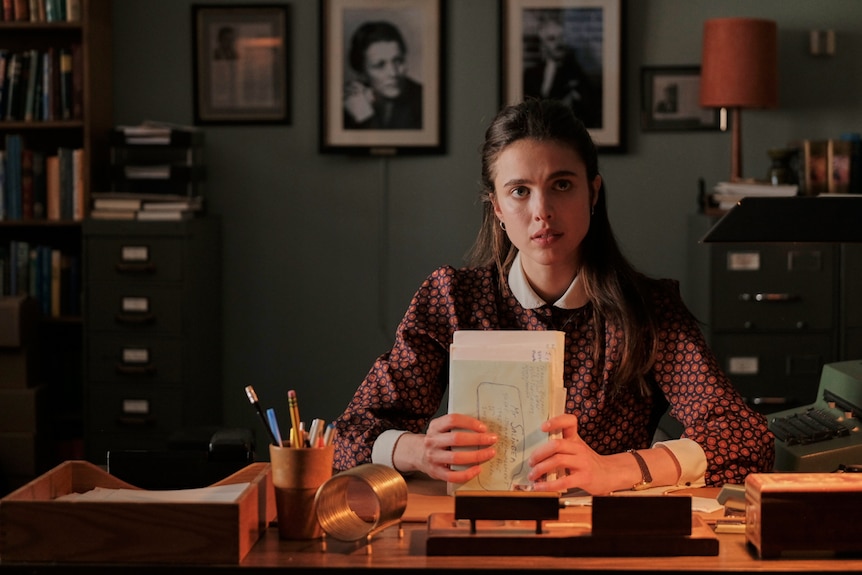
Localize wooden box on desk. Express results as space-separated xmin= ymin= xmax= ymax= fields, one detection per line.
xmin=745 ymin=472 xmax=862 ymax=559
xmin=0 ymin=460 xmax=275 ymax=565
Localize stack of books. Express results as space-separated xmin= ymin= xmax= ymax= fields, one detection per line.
xmin=90 ymin=194 xmax=203 ymax=221
xmin=88 ymin=122 xmax=205 ymax=221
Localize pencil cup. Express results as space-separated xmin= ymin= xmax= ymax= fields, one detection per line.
xmin=269 ymin=443 xmax=335 ymax=540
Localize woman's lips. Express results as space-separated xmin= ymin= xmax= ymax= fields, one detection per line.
xmin=532 ymin=229 xmax=561 ymax=245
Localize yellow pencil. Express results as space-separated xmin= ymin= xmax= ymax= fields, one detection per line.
xmin=287 ymin=389 xmax=302 ymax=448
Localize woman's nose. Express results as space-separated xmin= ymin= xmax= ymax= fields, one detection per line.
xmin=532 ymin=194 xmax=552 ymax=221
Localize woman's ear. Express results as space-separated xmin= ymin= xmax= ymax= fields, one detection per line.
xmin=591 ymin=175 xmax=602 ymax=208
xmin=491 ymin=193 xmax=503 ymax=220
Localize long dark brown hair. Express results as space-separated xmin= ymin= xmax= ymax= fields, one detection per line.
xmin=467 ymin=98 xmax=659 ymax=395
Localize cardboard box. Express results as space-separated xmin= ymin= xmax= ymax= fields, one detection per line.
xmin=745 ymin=472 xmax=862 ymax=558
xmin=0 ymin=385 xmax=47 ymax=432
xmin=0 ymin=460 xmax=275 ymax=564
xmin=0 ymin=296 xmax=37 ymax=348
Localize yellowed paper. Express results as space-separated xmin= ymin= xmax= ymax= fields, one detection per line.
xmin=447 ymin=330 xmax=565 ymax=493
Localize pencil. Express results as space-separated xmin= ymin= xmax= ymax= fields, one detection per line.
xmin=244 ymin=385 xmax=280 ymax=446
xmin=287 ymin=389 xmax=303 ymax=448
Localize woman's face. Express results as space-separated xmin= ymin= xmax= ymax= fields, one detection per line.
xmin=492 ymin=138 xmax=599 ymax=281
xmin=362 ymin=41 xmax=406 ymax=99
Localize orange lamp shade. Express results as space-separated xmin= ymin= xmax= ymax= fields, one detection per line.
xmin=700 ymin=18 xmax=778 ymax=109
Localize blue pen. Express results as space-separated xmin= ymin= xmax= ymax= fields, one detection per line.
xmin=323 ymin=422 xmax=337 ymax=446
xmin=266 ymin=407 xmax=284 ymax=447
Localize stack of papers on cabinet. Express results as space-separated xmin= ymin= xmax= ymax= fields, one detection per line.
xmin=711 ymin=181 xmax=799 ymax=211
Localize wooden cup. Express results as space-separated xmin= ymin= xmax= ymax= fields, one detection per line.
xmin=269 ymin=443 xmax=335 ymax=540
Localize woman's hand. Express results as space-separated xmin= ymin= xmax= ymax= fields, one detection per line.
xmin=527 ymin=414 xmax=622 ymax=495
xmin=394 ymin=413 xmax=497 ymax=482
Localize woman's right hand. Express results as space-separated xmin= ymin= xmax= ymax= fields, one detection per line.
xmin=393 ymin=413 xmax=498 ymax=482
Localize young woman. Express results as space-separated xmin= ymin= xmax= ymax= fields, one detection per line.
xmin=333 ymin=98 xmax=774 ymax=493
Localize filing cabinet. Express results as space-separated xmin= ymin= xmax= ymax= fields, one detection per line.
xmin=686 ymin=214 xmax=855 ymax=414
xmin=841 ymin=244 xmax=862 ymax=360
xmin=82 ymin=218 xmax=222 ymax=464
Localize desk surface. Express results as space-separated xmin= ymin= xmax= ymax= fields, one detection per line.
xmin=2 ymin=478 xmax=862 ymax=573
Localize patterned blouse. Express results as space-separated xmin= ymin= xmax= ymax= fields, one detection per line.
xmin=333 ymin=265 xmax=775 ymax=486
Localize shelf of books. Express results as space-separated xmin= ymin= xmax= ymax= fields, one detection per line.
xmin=1 ymin=0 xmax=112 ymax=491
xmin=90 ymin=123 xmax=206 ymax=222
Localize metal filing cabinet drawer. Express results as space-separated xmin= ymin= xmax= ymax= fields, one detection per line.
xmin=86 ymin=236 xmax=186 ymax=284
xmin=712 ymin=333 xmax=833 ymax=411
xmin=87 ymin=334 xmax=186 ymax=385
xmin=86 ymin=284 xmax=186 ymax=334
xmin=87 ymin=385 xmax=185 ymax=433
xmin=710 ymin=244 xmax=836 ymax=332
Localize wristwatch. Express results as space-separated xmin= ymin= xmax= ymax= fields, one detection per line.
xmin=627 ymin=449 xmax=653 ymax=491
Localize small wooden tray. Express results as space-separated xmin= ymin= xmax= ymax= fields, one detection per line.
xmin=0 ymin=460 xmax=275 ymax=564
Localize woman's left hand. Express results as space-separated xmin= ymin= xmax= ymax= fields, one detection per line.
xmin=526 ymin=414 xmax=620 ymax=495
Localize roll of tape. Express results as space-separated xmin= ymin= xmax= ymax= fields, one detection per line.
xmin=314 ymin=463 xmax=408 ymax=542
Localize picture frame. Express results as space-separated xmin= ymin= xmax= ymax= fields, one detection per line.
xmin=320 ymin=0 xmax=445 ymax=155
xmin=640 ymin=66 xmax=720 ymax=132
xmin=192 ymin=4 xmax=291 ymax=125
xmin=502 ymin=0 xmax=624 ymax=152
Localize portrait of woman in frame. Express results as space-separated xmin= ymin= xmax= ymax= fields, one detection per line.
xmin=320 ymin=0 xmax=445 ymax=154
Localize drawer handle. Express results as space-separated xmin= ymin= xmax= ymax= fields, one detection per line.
xmin=115 ymin=312 xmax=156 ymax=325
xmin=116 ymin=416 xmax=156 ymax=427
xmin=739 ymin=292 xmax=796 ymax=302
xmin=115 ymin=262 xmax=157 ymax=274
xmin=751 ymin=397 xmax=788 ymax=405
xmin=115 ymin=363 xmax=157 ymax=376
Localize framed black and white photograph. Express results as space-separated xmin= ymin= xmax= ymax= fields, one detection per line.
xmin=641 ymin=66 xmax=720 ymax=132
xmin=502 ymin=0 xmax=624 ymax=152
xmin=320 ymin=0 xmax=445 ymax=155
xmin=192 ymin=4 xmax=291 ymax=125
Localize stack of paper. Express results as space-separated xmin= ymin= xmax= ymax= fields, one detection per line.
xmin=711 ymin=181 xmax=799 ymax=211
xmin=447 ymin=330 xmax=566 ymax=493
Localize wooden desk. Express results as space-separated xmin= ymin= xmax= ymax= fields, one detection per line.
xmin=2 ymin=478 xmax=862 ymax=573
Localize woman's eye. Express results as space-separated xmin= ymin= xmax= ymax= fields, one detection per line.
xmin=511 ymin=186 xmax=529 ymax=198
xmin=554 ymin=180 xmax=572 ymax=192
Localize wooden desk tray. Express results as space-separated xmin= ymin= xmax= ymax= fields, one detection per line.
xmin=426 ymin=508 xmax=719 ymax=557
xmin=0 ymin=460 xmax=275 ymax=565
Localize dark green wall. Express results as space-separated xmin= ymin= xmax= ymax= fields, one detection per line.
xmin=111 ymin=0 xmax=862 ymax=459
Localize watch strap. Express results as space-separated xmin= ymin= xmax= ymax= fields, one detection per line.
xmin=627 ymin=449 xmax=653 ymax=490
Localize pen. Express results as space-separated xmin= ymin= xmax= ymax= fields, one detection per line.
xmin=323 ymin=422 xmax=336 ymax=446
xmin=266 ymin=408 xmax=284 ymax=447
xmin=308 ymin=418 xmax=325 ymax=448
xmin=287 ymin=389 xmax=303 ymax=448
xmin=245 ymin=385 xmax=280 ymax=447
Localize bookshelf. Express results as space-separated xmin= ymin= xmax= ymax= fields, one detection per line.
xmin=0 ymin=0 xmax=112 ymax=491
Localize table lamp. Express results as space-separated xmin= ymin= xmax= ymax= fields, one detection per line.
xmin=700 ymin=18 xmax=778 ymax=182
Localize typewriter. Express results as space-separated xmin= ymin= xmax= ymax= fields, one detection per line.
xmin=768 ymin=360 xmax=862 ymax=472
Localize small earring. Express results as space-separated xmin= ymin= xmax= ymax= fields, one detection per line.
xmin=591 ymin=206 xmax=595 ymax=216
xmin=499 ymin=221 xmax=507 ymax=231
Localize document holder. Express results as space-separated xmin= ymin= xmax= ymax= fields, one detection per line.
xmin=427 ymin=494 xmax=718 ymax=557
